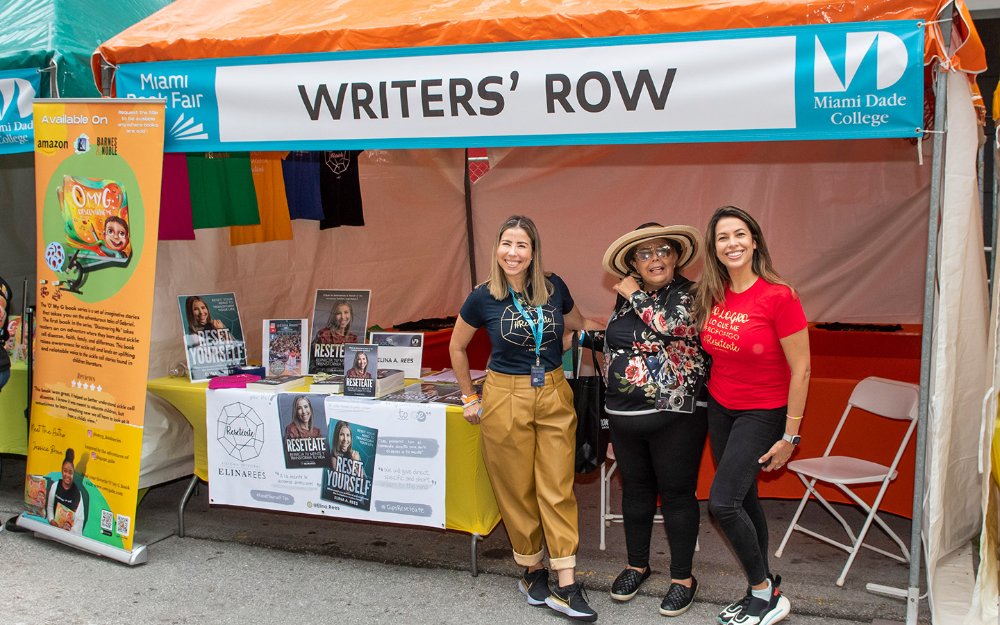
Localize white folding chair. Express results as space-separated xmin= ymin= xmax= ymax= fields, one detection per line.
xmin=774 ymin=376 xmax=919 ymax=586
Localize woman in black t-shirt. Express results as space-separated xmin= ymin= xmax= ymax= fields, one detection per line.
xmin=47 ymin=448 xmax=85 ymax=534
xmin=449 ymin=215 xmax=596 ymax=622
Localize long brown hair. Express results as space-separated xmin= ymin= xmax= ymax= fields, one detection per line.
xmin=693 ymin=205 xmax=790 ymax=327
xmin=486 ymin=215 xmax=552 ymax=306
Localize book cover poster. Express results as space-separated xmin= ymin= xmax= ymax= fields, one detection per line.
xmin=343 ymin=344 xmax=377 ymax=397
xmin=178 ymin=292 xmax=247 ymax=382
xmin=308 ymin=289 xmax=370 ymax=375
xmin=370 ymin=332 xmax=423 ymax=379
xmin=28 ymin=99 xmax=166 ymax=553
xmin=321 ymin=419 xmax=378 ymax=511
xmin=277 ymin=393 xmax=329 ymax=468
xmin=263 ymin=318 xmax=308 ymax=376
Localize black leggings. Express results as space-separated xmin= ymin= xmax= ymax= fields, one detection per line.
xmin=609 ymin=406 xmax=708 ymax=579
xmin=706 ymin=394 xmax=786 ymax=585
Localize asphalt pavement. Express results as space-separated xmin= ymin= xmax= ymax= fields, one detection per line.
xmin=0 ymin=454 xmax=923 ymax=624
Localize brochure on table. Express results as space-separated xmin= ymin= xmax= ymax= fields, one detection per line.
xmin=263 ymin=318 xmax=309 ymax=376
xmin=206 ymin=391 xmax=446 ymax=528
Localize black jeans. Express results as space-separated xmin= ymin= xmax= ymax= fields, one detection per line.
xmin=706 ymin=394 xmax=785 ymax=586
xmin=609 ymin=406 xmax=708 ymax=579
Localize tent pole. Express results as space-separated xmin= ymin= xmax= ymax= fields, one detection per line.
xmin=907 ymin=5 xmax=954 ymax=625
xmin=463 ymin=149 xmax=477 ymax=290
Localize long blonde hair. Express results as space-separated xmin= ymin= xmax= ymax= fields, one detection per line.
xmin=694 ymin=205 xmax=790 ymax=327
xmin=486 ymin=215 xmax=552 ymax=306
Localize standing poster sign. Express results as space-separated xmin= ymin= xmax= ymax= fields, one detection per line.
xmin=21 ymin=99 xmax=165 ymax=561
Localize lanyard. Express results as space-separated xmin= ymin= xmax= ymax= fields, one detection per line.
xmin=509 ymin=287 xmax=544 ymax=366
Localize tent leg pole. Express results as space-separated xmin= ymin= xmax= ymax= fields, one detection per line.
xmin=902 ymin=5 xmax=955 ymax=625
xmin=463 ymin=148 xmax=477 ymax=290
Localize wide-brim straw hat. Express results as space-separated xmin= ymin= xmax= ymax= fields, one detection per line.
xmin=602 ymin=224 xmax=701 ymax=278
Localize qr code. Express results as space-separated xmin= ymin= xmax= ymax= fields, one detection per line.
xmin=100 ymin=509 xmax=113 ymax=533
xmin=115 ymin=514 xmax=131 ymax=538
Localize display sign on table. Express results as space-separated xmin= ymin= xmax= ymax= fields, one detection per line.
xmin=308 ymin=289 xmax=370 ymax=375
xmin=206 ymin=391 xmax=446 ymax=528
xmin=25 ymin=98 xmax=165 ymax=554
xmin=370 ymin=331 xmax=423 ymax=378
xmin=177 ymin=292 xmax=247 ymax=382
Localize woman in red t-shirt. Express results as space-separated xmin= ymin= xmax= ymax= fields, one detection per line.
xmin=694 ymin=206 xmax=810 ymax=625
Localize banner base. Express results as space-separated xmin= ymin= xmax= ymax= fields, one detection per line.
xmin=14 ymin=514 xmax=149 ymax=566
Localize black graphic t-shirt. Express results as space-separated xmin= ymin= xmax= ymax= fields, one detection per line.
xmin=319 ymin=150 xmax=364 ymax=229
xmin=459 ymin=273 xmax=574 ymax=375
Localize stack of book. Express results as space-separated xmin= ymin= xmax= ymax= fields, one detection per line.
xmin=374 ymin=369 xmax=406 ymax=398
xmin=309 ymin=373 xmax=345 ymax=393
xmin=246 ymin=375 xmax=308 ymax=392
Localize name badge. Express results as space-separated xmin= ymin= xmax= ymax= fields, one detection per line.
xmin=530 ymin=366 xmax=545 ymax=387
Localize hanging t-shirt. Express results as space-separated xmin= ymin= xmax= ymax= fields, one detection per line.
xmin=282 ymin=151 xmax=324 ymax=220
xmin=230 ymin=152 xmax=293 ymax=246
xmin=701 ymin=278 xmax=807 ymax=410
xmin=319 ymin=150 xmax=364 ymax=230
xmin=158 ymin=153 xmax=195 ymax=240
xmin=459 ymin=274 xmax=575 ymax=375
xmin=187 ymin=152 xmax=260 ymax=229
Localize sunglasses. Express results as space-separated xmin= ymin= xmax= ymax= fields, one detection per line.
xmin=633 ymin=245 xmax=675 ymax=262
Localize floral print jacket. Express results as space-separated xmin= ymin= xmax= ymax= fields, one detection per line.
xmin=603 ymin=275 xmax=709 ymax=414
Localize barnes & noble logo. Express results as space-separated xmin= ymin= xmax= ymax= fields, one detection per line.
xmin=813 ymin=31 xmax=908 ymax=93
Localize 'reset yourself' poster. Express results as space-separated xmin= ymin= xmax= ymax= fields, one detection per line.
xmin=206 ymin=392 xmax=446 ymax=528
xmin=25 ymin=99 xmax=165 ymax=554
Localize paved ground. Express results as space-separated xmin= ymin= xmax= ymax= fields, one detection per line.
xmin=0 ymin=455 xmax=926 ymax=624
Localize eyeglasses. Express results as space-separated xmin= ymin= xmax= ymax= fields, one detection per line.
xmin=633 ymin=245 xmax=675 ymax=262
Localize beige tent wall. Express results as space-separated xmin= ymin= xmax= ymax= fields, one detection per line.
xmin=925 ymin=71 xmax=991 ymax=625
xmin=147 ymin=148 xmax=469 ymax=377
xmin=469 ymin=140 xmax=931 ymax=323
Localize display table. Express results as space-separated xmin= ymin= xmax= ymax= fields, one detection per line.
xmin=0 ymin=361 xmax=29 ymax=454
xmin=146 ymin=376 xmax=501 ymax=549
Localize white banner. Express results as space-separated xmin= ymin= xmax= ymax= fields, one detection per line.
xmin=206 ymin=390 xmax=446 ymax=528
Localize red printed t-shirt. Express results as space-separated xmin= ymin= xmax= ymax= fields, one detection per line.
xmin=702 ymin=278 xmax=807 ymax=410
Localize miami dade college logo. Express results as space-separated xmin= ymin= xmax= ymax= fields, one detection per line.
xmin=217 ymin=402 xmax=265 ymax=461
xmin=813 ymin=31 xmax=908 ymax=93
xmin=0 ymin=76 xmax=35 ymax=121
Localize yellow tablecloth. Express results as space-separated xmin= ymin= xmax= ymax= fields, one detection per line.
xmin=0 ymin=361 xmax=29 ymax=455
xmin=146 ymin=376 xmax=501 ymax=535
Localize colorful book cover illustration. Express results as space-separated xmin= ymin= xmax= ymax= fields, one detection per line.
xmin=321 ymin=419 xmax=378 ymax=511
xmin=278 ymin=393 xmax=329 ymax=469
xmin=342 ymin=344 xmax=377 ymax=398
xmin=263 ymin=318 xmax=308 ymax=376
xmin=178 ymin=293 xmax=247 ymax=382
xmin=58 ymin=175 xmax=132 ymax=260
xmin=53 ymin=501 xmax=76 ymax=530
xmin=308 ymin=289 xmax=370 ymax=375
xmin=24 ymin=474 xmax=47 ymax=514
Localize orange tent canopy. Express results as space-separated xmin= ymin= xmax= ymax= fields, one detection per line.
xmin=93 ymin=0 xmax=985 ymax=94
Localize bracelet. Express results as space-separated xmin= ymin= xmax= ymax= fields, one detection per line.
xmin=786 ymin=414 xmax=804 ymax=420
xmin=462 ymin=399 xmax=481 ymax=409
xmin=461 ymin=393 xmax=479 ymax=404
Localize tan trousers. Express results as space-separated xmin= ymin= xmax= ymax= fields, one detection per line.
xmin=479 ymin=369 xmax=579 ymax=570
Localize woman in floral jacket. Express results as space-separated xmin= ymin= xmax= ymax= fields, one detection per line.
xmin=600 ymin=223 xmax=709 ymax=617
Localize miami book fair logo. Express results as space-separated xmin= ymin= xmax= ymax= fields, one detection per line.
xmin=810 ymin=29 xmax=912 ymax=130
xmin=118 ymin=68 xmax=212 ymax=143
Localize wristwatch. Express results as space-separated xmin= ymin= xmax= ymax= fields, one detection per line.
xmin=782 ymin=432 xmax=801 ymax=446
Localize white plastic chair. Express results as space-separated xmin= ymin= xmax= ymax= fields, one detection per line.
xmin=774 ymin=376 xmax=919 ymax=586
